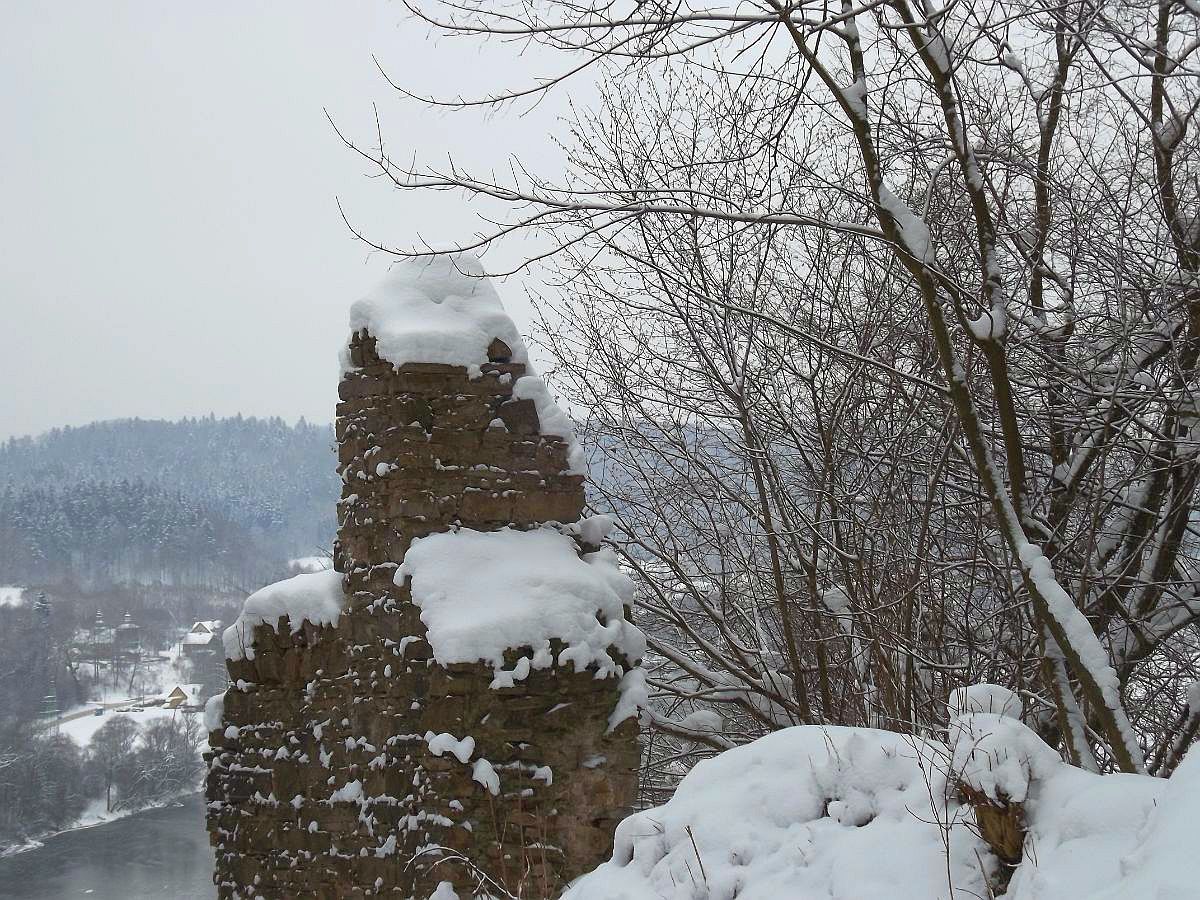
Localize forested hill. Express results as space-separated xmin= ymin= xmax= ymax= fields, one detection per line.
xmin=0 ymin=416 xmax=338 ymax=588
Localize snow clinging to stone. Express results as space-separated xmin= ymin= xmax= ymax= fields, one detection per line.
xmin=395 ymin=524 xmax=645 ymax=689
xmin=224 ymin=569 xmax=345 ymax=661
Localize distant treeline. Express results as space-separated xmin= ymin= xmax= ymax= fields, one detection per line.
xmin=0 ymin=415 xmax=338 ymax=588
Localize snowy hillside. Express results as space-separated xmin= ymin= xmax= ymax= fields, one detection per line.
xmin=0 ymin=416 xmax=337 ymax=586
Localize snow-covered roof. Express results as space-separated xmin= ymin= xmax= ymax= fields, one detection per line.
xmin=395 ymin=522 xmax=645 ymax=704
xmin=188 ymin=620 xmax=220 ymax=634
xmin=0 ymin=586 xmax=26 ymax=609
xmin=341 ymin=253 xmax=583 ymax=473
xmin=182 ymin=631 xmax=216 ymax=646
xmin=224 ymin=569 xmax=344 ymax=661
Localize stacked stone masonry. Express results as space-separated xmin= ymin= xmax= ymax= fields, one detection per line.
xmin=206 ymin=331 xmax=640 ymax=898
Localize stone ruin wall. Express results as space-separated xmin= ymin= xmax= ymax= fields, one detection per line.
xmin=206 ymin=330 xmax=640 ymax=898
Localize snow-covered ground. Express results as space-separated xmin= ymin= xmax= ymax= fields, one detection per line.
xmin=57 ymin=703 xmax=191 ymax=747
xmin=565 ymin=725 xmax=990 ymax=900
xmin=564 ymin=693 xmax=1199 ymax=900
xmin=288 ymin=555 xmax=333 ymax=573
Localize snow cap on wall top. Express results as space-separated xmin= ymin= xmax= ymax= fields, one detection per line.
xmin=341 ymin=253 xmax=529 ymax=374
xmin=341 ymin=252 xmax=585 ymax=474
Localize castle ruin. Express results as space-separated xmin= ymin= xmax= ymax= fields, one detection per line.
xmin=205 ymin=255 xmax=643 ymax=898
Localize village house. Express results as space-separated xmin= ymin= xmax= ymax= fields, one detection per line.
xmin=163 ymin=683 xmax=205 ymax=710
xmin=180 ymin=620 xmax=220 ymax=658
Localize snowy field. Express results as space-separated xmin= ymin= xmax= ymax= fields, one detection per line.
xmin=56 ymin=703 xmax=192 ymax=748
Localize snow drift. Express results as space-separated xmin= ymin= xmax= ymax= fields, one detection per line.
xmin=564 ymin=725 xmax=990 ymax=900
xmin=565 ymin=706 xmax=1200 ymax=899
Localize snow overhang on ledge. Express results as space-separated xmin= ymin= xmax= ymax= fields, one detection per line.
xmin=395 ymin=521 xmax=647 ymax=728
xmin=223 ymin=569 xmax=344 ymax=661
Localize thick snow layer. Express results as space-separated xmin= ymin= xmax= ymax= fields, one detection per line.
xmin=565 ymin=725 xmax=990 ymax=900
xmin=224 ymin=569 xmax=344 ymax=661
xmin=948 ymin=683 xmax=1023 ymax=719
xmin=1072 ymin=749 xmax=1200 ymax=900
xmin=396 ymin=525 xmax=645 ymax=689
xmin=998 ymin=720 xmax=1195 ymax=900
xmin=0 ymin=586 xmax=26 ymax=609
xmin=288 ymin=555 xmax=333 ymax=574
xmin=569 ymin=706 xmax=1200 ymax=900
xmin=949 ymin=712 xmax=1060 ymax=803
xmin=342 ymin=254 xmax=528 ymax=373
xmin=341 ymin=253 xmax=584 ymax=473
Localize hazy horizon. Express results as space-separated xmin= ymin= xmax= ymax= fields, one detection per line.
xmin=1 ymin=2 xmax=573 ymax=441
xmin=3 ymin=410 xmax=332 ymax=443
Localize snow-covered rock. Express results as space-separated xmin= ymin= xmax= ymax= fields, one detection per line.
xmin=565 ymin=725 xmax=991 ymax=900
xmin=223 ymin=569 xmax=344 ymax=661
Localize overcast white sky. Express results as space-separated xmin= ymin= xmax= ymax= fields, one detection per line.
xmin=0 ymin=2 xmax=572 ymax=440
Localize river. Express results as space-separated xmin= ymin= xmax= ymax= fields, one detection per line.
xmin=0 ymin=795 xmax=214 ymax=899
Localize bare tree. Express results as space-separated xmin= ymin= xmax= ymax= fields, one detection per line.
xmin=341 ymin=0 xmax=1200 ymax=775
xmin=89 ymin=715 xmax=139 ymax=812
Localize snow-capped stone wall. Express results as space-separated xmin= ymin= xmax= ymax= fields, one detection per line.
xmin=205 ymin=256 xmax=642 ymax=898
